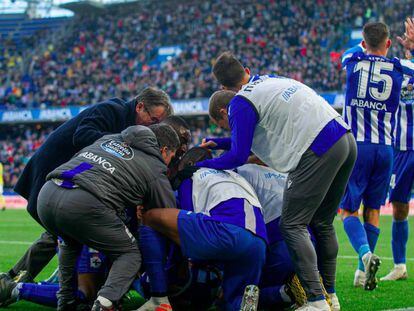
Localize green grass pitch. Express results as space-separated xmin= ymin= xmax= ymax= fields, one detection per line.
xmin=0 ymin=210 xmax=413 ymax=310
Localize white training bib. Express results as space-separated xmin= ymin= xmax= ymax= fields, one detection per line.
xmin=192 ymin=168 xmax=261 ymax=216
xmin=237 ymin=75 xmax=348 ymax=172
xmin=236 ymin=164 xmax=286 ymax=224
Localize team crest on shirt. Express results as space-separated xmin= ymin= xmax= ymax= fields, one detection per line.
xmin=101 ymin=140 xmax=134 ymax=160
xmin=90 ymin=255 xmax=102 ymax=269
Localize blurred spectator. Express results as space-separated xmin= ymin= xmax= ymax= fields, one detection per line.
xmin=0 ymin=0 xmax=411 ymax=109
xmin=0 ymin=127 xmax=52 ymax=189
xmin=0 ymin=118 xmax=228 ymax=189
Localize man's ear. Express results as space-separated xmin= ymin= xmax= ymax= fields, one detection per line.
xmin=136 ymin=101 xmax=144 ymax=112
xmin=386 ymin=38 xmax=392 ymax=49
xmin=245 ymin=67 xmax=251 ymax=75
xmin=219 ymin=108 xmax=227 ymax=116
xmin=361 ymin=40 xmax=367 ymax=50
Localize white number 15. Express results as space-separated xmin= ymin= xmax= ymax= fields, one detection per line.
xmin=354 ymin=60 xmax=394 ymax=101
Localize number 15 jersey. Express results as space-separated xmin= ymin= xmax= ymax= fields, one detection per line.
xmin=342 ymin=44 xmax=414 ymax=145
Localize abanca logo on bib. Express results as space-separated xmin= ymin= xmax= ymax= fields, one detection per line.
xmin=101 ymin=140 xmax=134 ymax=160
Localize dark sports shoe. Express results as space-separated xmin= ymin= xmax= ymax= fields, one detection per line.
xmin=364 ymin=253 xmax=381 ymax=291
xmin=0 ymin=273 xmax=11 ymax=282
xmin=0 ymin=274 xmax=17 ymax=307
xmin=240 ymin=285 xmax=259 ymax=311
xmin=92 ymin=299 xmax=120 ymax=311
xmin=285 ymin=274 xmax=306 ymax=307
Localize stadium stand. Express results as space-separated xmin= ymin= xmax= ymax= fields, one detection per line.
xmin=0 ymin=0 xmax=411 ymax=110
xmin=0 ymin=126 xmax=49 ymax=189
xmin=0 ymin=117 xmax=227 ymax=189
xmin=0 ymin=0 xmax=413 ymax=190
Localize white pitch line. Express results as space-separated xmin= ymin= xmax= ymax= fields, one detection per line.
xmin=0 ymin=224 xmax=38 ymax=227
xmin=0 ymin=241 xmax=414 ymax=261
xmin=0 ymin=240 xmax=32 ymax=245
xmin=338 ymin=255 xmax=414 ymax=261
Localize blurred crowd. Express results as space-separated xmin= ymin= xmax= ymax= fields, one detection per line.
xmin=0 ymin=126 xmax=52 ymax=189
xmin=1 ymin=0 xmax=412 ymax=109
xmin=0 ymin=118 xmax=228 ymax=189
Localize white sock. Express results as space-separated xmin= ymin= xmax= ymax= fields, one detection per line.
xmin=11 ymin=283 xmax=22 ymax=300
xmin=362 ymin=251 xmax=372 ymax=265
xmin=279 ymin=285 xmax=291 ymax=303
xmin=97 ymin=296 xmax=112 ymax=307
xmin=151 ymin=296 xmax=170 ymax=305
xmin=309 ymin=299 xmax=329 ymax=307
xmin=395 ymin=263 xmax=406 ymax=269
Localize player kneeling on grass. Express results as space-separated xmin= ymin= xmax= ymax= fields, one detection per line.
xmin=138 ymin=147 xmax=267 ymax=311
xmin=36 ymin=124 xmax=179 ymax=311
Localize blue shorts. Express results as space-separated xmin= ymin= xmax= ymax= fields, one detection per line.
xmin=341 ymin=144 xmax=393 ymax=211
xmin=57 ymin=237 xmax=106 ymax=274
xmin=77 ymin=246 xmax=107 ymax=274
xmin=177 ymin=210 xmax=266 ymax=311
xmin=389 ymin=150 xmax=414 ymax=203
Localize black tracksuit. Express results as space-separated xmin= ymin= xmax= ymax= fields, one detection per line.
xmin=10 ymin=98 xmax=137 ymax=279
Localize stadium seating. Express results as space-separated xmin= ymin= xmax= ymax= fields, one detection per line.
xmin=0 ymin=0 xmax=411 ymax=110
xmin=1 ymin=0 xmax=413 ymax=189
xmin=0 ymin=118 xmax=227 ymax=189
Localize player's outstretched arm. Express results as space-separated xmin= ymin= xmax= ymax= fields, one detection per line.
xmin=196 ymin=98 xmax=257 ymax=170
xmin=200 ymin=137 xmax=231 ymax=150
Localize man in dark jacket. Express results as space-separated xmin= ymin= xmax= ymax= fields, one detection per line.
xmin=1 ymin=87 xmax=172 ymax=285
xmin=37 ymin=124 xmax=179 ymax=311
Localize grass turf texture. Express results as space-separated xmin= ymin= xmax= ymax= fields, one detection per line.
xmin=0 ymin=210 xmax=413 ymax=311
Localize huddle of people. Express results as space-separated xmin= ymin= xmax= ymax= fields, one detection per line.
xmin=1 ymin=17 xmax=414 ymax=311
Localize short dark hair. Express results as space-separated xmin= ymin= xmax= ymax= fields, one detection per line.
xmin=135 ymin=87 xmax=173 ymax=116
xmin=162 ymin=116 xmax=190 ymax=131
xmin=178 ymin=147 xmax=212 ymax=171
xmin=363 ymin=22 xmax=390 ymax=50
xmin=149 ymin=124 xmax=180 ymax=151
xmin=212 ymin=52 xmax=246 ymax=89
xmin=162 ymin=115 xmax=191 ymax=147
xmin=209 ymin=90 xmax=236 ymax=121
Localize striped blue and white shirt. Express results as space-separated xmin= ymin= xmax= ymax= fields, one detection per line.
xmin=394 ymin=76 xmax=414 ymax=150
xmin=342 ymin=45 xmax=414 ymax=145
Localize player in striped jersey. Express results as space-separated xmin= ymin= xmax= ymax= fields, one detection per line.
xmin=381 ymin=71 xmax=414 ymax=281
xmin=340 ymin=21 xmax=414 ymax=290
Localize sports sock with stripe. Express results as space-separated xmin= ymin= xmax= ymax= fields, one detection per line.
xmin=343 ymin=216 xmax=370 ymax=271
